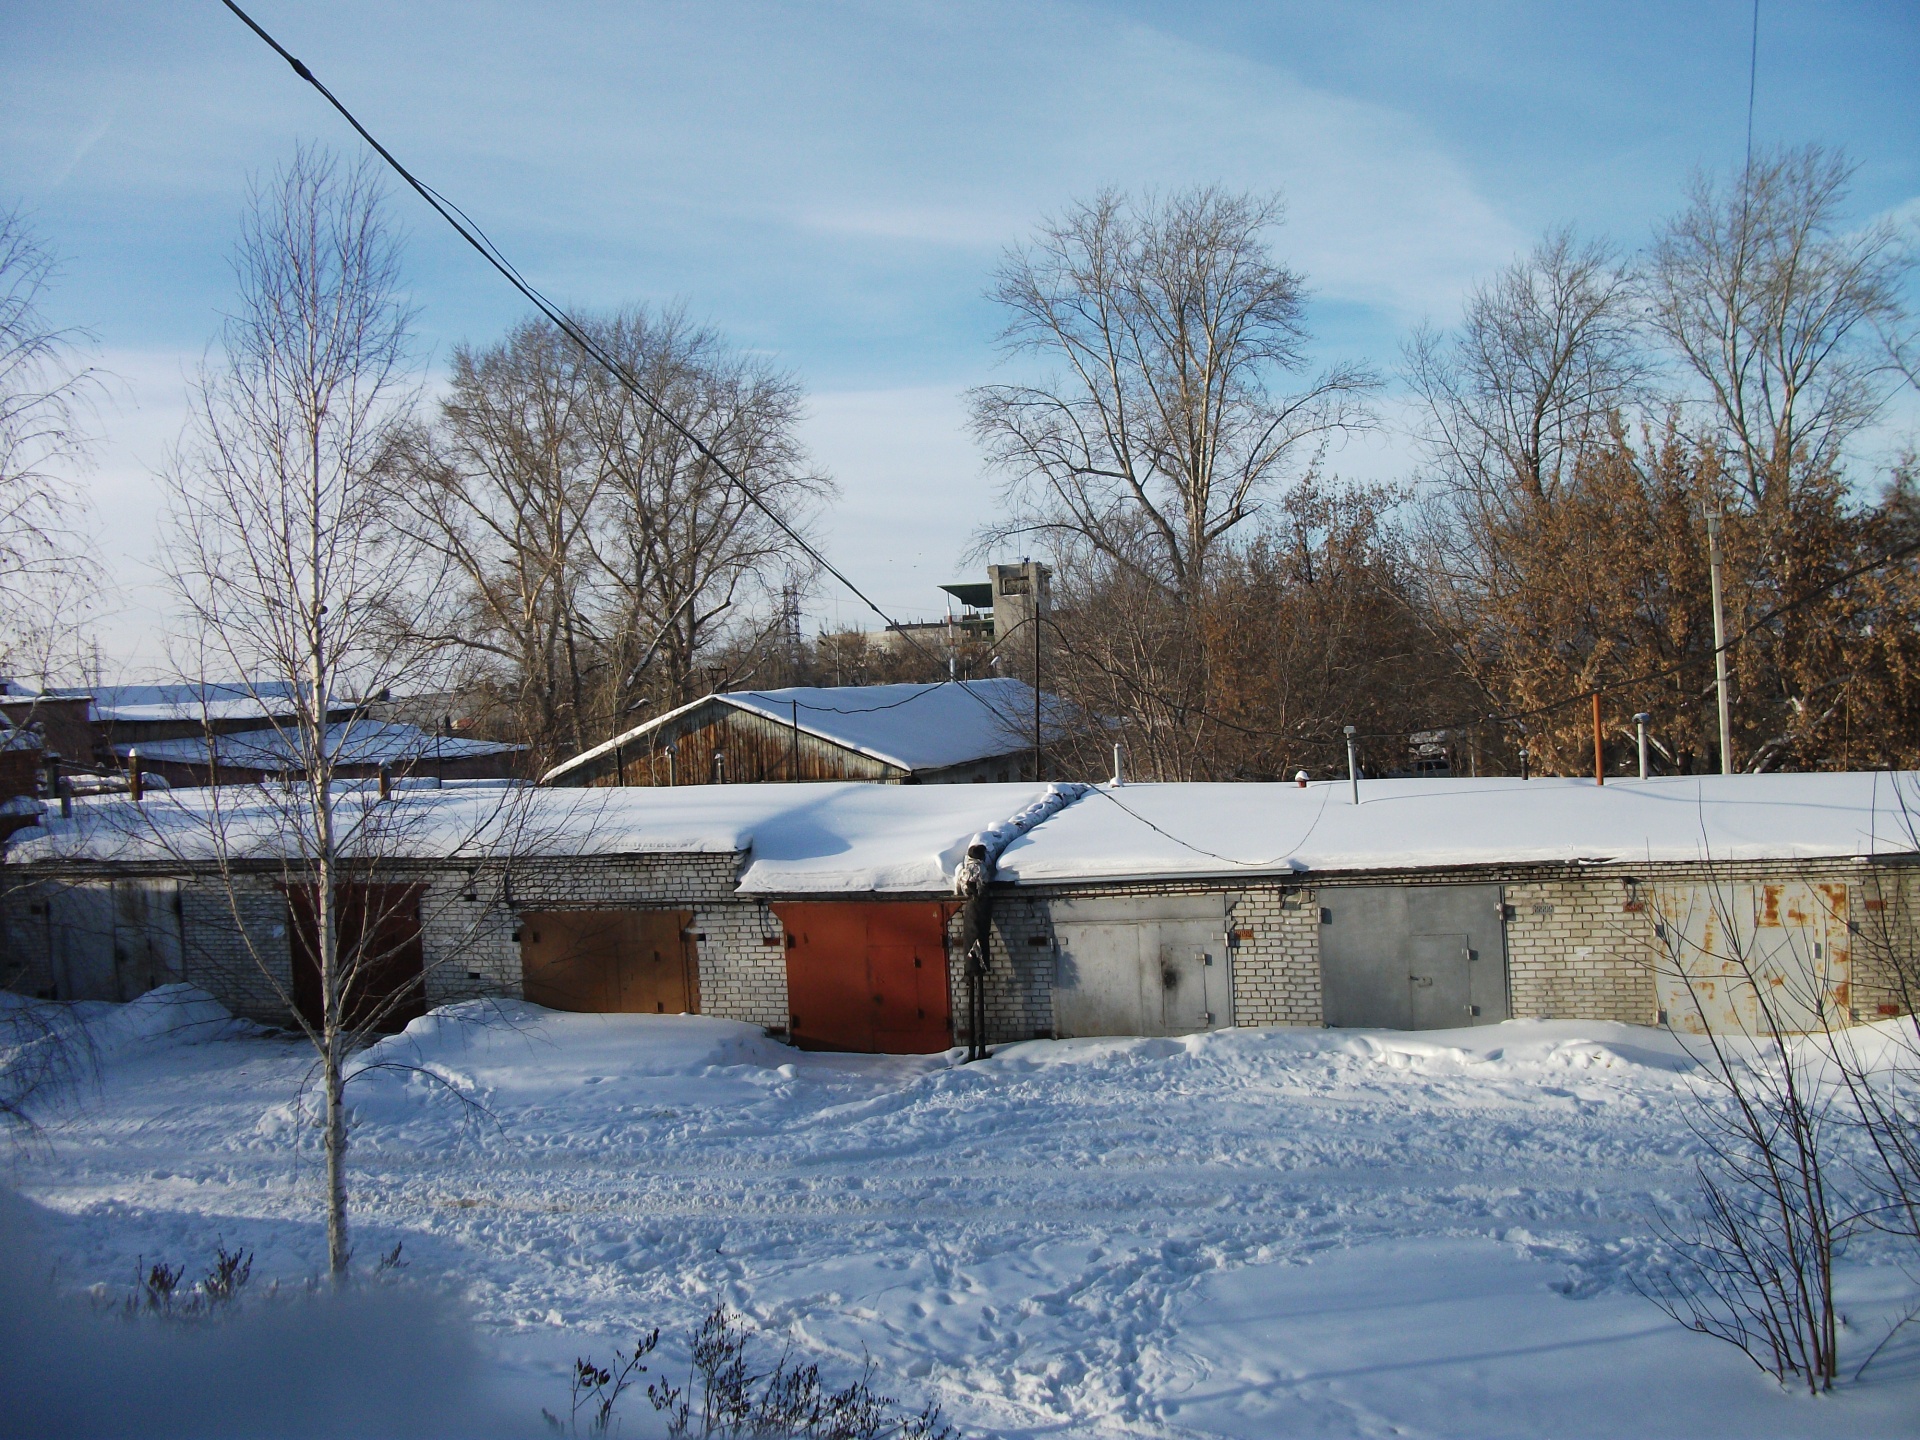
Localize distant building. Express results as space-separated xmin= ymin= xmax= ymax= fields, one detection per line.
xmin=871 ymin=560 xmax=1051 ymax=659
xmin=64 ymin=682 xmax=361 ymax=752
xmin=543 ymin=678 xmax=1062 ymax=788
xmin=117 ymin=718 xmax=526 ymax=788
xmin=0 ymin=685 xmax=96 ymax=766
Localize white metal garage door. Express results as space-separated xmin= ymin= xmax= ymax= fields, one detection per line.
xmin=1051 ymin=895 xmax=1232 ymax=1038
xmin=1649 ymin=881 xmax=1851 ymax=1036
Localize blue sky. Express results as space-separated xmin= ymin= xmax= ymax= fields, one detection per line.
xmin=4 ymin=1 xmax=1917 ymax=672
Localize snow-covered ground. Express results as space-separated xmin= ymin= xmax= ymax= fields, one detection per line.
xmin=7 ymin=993 xmax=1920 ymax=1437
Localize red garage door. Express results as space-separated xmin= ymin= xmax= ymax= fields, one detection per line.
xmin=775 ymin=901 xmax=953 ymax=1054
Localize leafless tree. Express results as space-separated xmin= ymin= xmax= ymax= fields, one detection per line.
xmin=1406 ymin=227 xmax=1647 ymax=513
xmin=398 ymin=309 xmax=828 ymax=767
xmin=1646 ymin=145 xmax=1915 ymax=511
xmin=969 ymin=187 xmax=1376 ymax=603
xmin=1641 ymin=877 xmax=1857 ymax=1391
xmin=157 ymin=145 xmax=469 ymax=1280
xmin=0 ymin=204 xmax=100 ymax=683
xmin=579 ymin=307 xmax=825 ymax=720
xmin=397 ymin=317 xmax=606 ymax=763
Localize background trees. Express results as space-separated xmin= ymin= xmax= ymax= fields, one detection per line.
xmin=968 ymin=187 xmax=1382 ymax=780
xmin=0 ymin=206 xmax=99 ymax=686
xmin=398 ymin=309 xmax=828 ymax=770
xmin=982 ymin=154 xmax=1914 ymax=782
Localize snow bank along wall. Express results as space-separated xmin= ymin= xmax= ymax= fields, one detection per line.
xmin=3 ymin=777 xmax=1914 ymax=1046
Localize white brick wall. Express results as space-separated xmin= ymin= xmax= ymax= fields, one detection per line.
xmin=7 ymin=851 xmax=1913 ymax=1036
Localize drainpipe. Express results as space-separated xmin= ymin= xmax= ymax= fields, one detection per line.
xmin=1633 ymin=713 xmax=1652 ymax=780
xmin=1343 ymin=726 xmax=1359 ymax=805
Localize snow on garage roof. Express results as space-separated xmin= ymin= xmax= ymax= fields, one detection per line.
xmin=992 ymin=773 xmax=1920 ymax=885
xmin=16 ymin=774 xmax=1918 ymax=896
xmin=10 ymin=781 xmax=1059 ymax=894
xmin=545 ymin=678 xmax=1059 ymax=781
xmin=113 ymin=720 xmax=523 ymax=768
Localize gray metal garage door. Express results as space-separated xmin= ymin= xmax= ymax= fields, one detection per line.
xmin=1051 ymin=895 xmax=1231 ymax=1038
xmin=46 ymin=880 xmax=184 ymax=1003
xmin=1318 ymin=884 xmax=1508 ymax=1029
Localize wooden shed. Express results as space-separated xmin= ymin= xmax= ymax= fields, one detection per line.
xmin=542 ymin=680 xmax=1057 ymax=788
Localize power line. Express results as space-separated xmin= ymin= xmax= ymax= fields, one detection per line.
xmin=1744 ymin=0 xmax=1761 ymax=179
xmin=217 ymin=0 xmax=944 ymax=673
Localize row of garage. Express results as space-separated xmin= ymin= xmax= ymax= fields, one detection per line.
xmin=9 ymin=771 xmax=1886 ymax=1047
xmin=90 ymin=879 xmax=1840 ymax=1048
xmin=18 ymin=876 xmax=1858 ymax=1048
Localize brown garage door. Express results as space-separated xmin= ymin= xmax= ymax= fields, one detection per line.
xmin=775 ymin=900 xmax=953 ymax=1053
xmin=288 ymin=883 xmax=427 ymax=1034
xmin=519 ymin=909 xmax=700 ymax=1014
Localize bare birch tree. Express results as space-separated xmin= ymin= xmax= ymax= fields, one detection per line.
xmin=159 ymin=146 xmax=455 ymax=1280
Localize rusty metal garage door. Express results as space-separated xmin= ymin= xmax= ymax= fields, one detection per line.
xmin=518 ymin=910 xmax=700 ymax=1015
xmin=1317 ymin=884 xmax=1508 ymax=1029
xmin=1050 ymin=895 xmax=1232 ymax=1038
xmin=774 ymin=901 xmax=953 ymax=1054
xmin=1649 ymin=882 xmax=1850 ymax=1036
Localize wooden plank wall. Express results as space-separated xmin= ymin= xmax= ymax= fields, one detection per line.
xmin=582 ymin=705 xmax=902 ymax=787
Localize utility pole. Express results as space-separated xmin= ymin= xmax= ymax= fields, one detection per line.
xmin=1707 ymin=512 xmax=1733 ymax=774
xmin=1031 ymin=612 xmax=1042 ymax=783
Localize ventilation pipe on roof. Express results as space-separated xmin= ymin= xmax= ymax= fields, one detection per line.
xmin=1111 ymin=744 xmax=1123 ymax=786
xmin=1634 ymin=713 xmax=1652 ymax=780
xmin=1344 ymin=726 xmax=1359 ymax=805
xmin=128 ymin=749 xmax=143 ymax=804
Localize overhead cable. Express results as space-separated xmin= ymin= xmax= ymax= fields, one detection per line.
xmin=218 ymin=0 xmax=943 ymax=672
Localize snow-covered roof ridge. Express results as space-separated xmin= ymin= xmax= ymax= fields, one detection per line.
xmin=993 ymin=773 xmax=1920 ymax=885
xmin=16 ymin=774 xmax=1909 ymax=896
xmin=970 ymin=782 xmax=1092 ymax=873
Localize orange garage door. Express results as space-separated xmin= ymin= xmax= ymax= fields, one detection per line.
xmin=519 ymin=909 xmax=701 ymax=1014
xmin=775 ymin=900 xmax=953 ymax=1053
